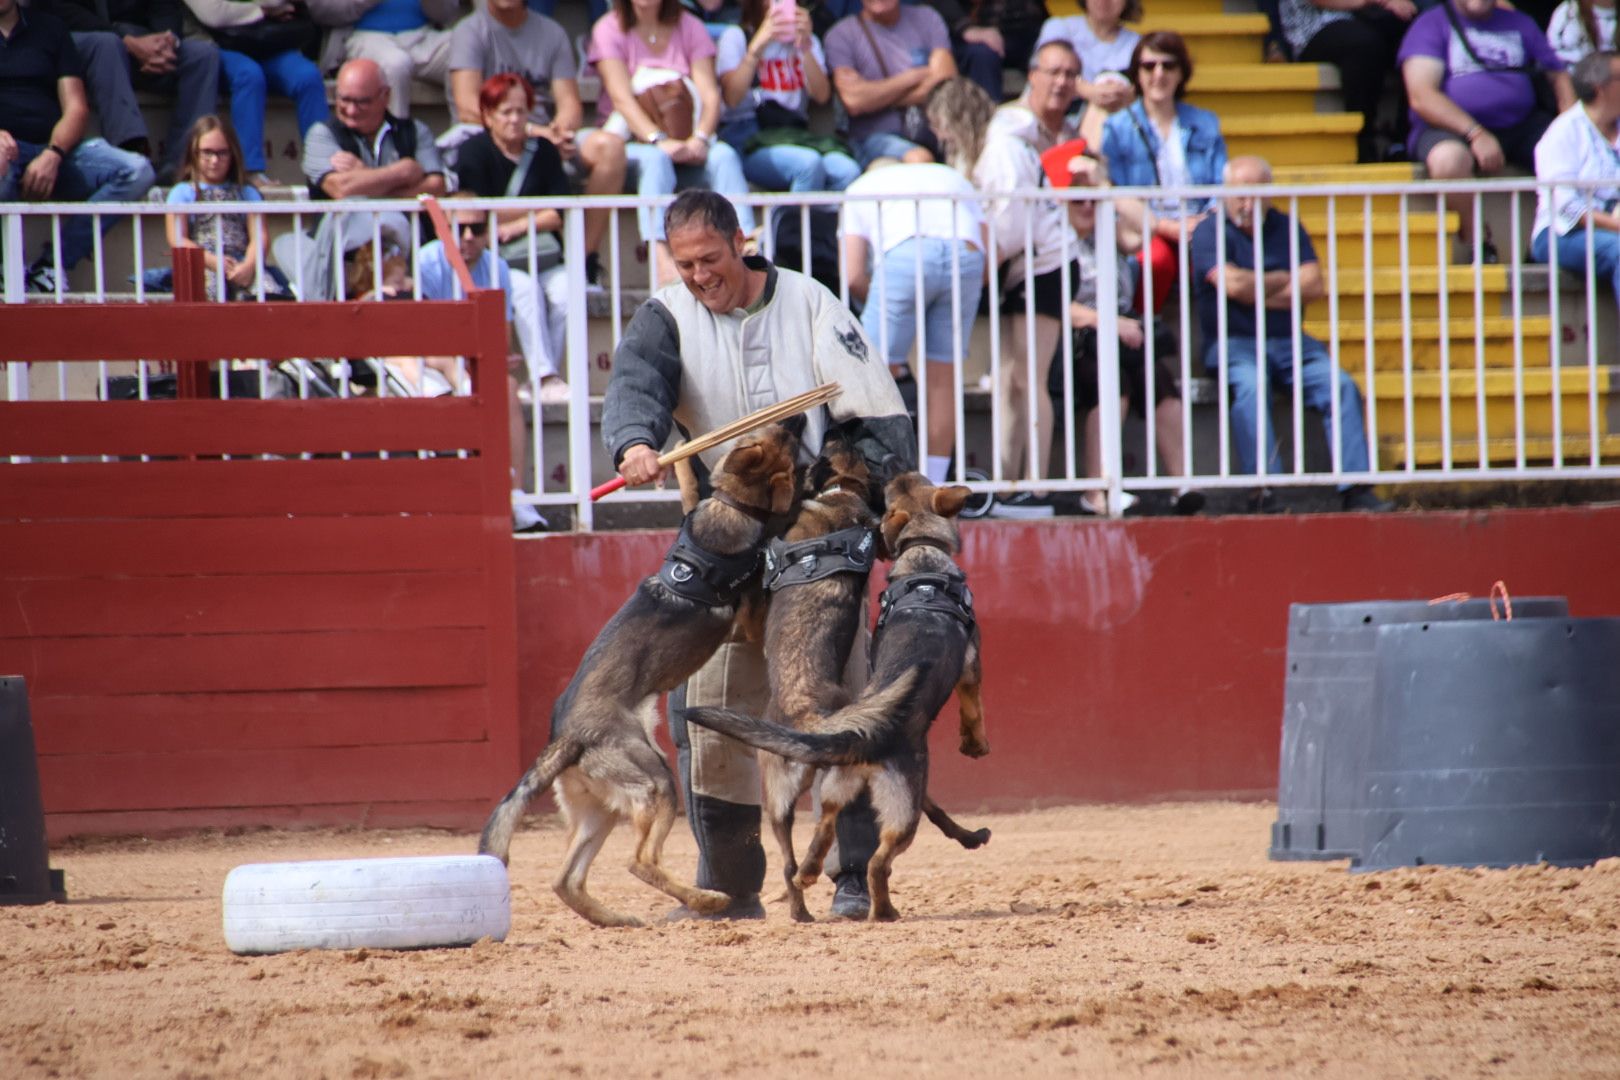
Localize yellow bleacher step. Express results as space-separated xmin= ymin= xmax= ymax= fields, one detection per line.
xmin=1222 ymin=113 xmax=1362 ymax=166
xmin=1272 ymin=163 xmax=1423 ymax=185
xmin=1320 ymin=265 xmax=1512 ymax=319
xmin=1362 ymin=367 xmax=1608 ymax=453
xmin=1186 ymin=63 xmax=1340 ymax=116
xmin=1389 ymin=433 xmax=1620 ymax=468
xmin=1129 ymin=14 xmax=1270 ymax=64
xmin=1309 ymin=316 xmax=1555 ymax=369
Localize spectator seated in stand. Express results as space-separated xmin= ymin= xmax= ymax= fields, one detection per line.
xmin=1101 ymin=30 xmax=1227 ymax=315
xmin=304 ymin=0 xmax=462 ymax=119
xmin=841 ymin=80 xmax=991 ymax=486
xmin=1189 ymin=156 xmax=1391 ymax=514
xmin=1034 ymin=0 xmax=1138 ymax=148
xmin=1399 ymin=0 xmax=1573 ymax=255
xmin=1277 ymin=0 xmax=1413 ymax=164
xmin=1045 ymin=149 xmax=1200 ymax=516
xmin=0 ymin=0 xmax=155 ymax=295
xmin=179 ymin=0 xmax=330 ymax=188
xmin=919 ymin=0 xmax=1049 ymax=104
xmin=454 ymin=72 xmax=572 ymax=406
xmin=1531 ymin=51 xmax=1620 ymax=300
xmin=1547 ymin=0 xmax=1617 ymax=67
xmin=445 ymin=0 xmax=625 ymax=287
xmin=164 ymin=114 xmax=291 ymax=298
xmin=824 ymin=0 xmax=956 ymax=167
xmin=272 ymin=56 xmax=446 ymax=299
xmin=715 ymin=0 xmax=860 ymax=194
xmin=46 ymin=0 xmax=221 ymax=184
xmin=588 ymin=0 xmax=757 ymax=285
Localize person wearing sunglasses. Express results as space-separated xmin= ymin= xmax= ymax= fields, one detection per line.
xmin=1100 ymin=30 xmax=1227 ymax=315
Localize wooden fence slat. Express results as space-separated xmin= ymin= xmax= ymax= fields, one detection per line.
xmin=0 ymin=398 xmax=488 ymax=458
xmin=14 ymin=627 xmax=489 ymax=695
xmin=0 ymin=572 xmax=487 ymax=638
xmin=31 ymin=687 xmax=494 ymax=755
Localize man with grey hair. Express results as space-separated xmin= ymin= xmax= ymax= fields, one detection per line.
xmin=1530 ymin=50 xmax=1620 ymax=297
xmin=1189 ymin=155 xmax=1390 ymax=513
xmin=603 ymin=190 xmax=915 ymax=921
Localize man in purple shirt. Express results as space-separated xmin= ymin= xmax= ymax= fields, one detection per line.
xmin=1399 ymin=0 xmax=1573 ymax=248
xmin=824 ymin=0 xmax=957 ymax=166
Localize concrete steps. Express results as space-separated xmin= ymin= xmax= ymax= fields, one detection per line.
xmin=1130 ymin=13 xmax=1270 ymax=64
xmin=1302 ymin=316 xmax=1556 ymax=369
xmin=1183 ymin=62 xmax=1340 ymax=117
xmin=1221 ymin=112 xmax=1363 ymax=166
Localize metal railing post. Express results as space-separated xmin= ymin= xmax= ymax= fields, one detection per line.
xmin=1096 ymin=199 xmax=1123 ymax=515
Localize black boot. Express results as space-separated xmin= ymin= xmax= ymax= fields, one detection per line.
xmin=829 ymin=791 xmax=879 ymax=920
xmin=666 ymin=687 xmax=767 ymax=921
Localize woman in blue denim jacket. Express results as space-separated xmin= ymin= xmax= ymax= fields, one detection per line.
xmin=1100 ymin=30 xmax=1227 ymax=312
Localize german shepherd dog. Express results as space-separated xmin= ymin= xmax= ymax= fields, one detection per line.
xmin=476 ymin=420 xmax=805 ymax=928
xmin=686 ymin=472 xmax=990 ymax=921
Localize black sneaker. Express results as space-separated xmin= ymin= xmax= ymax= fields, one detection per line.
xmin=829 ymin=874 xmax=870 ymax=920
xmin=1249 ymin=488 xmax=1284 ymax=514
xmin=987 ymin=492 xmax=1055 ymax=519
xmin=585 ymin=252 xmax=604 ymax=291
xmin=1341 ymin=484 xmax=1394 ymax=513
xmin=1171 ymin=488 xmax=1206 ymax=516
xmin=664 ymin=893 xmax=766 ymax=922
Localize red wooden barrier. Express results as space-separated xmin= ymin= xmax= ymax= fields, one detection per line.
xmin=1 ymin=290 xmax=522 ymax=839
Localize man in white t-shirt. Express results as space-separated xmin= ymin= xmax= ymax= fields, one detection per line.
xmin=445 ymin=0 xmax=626 ymax=283
xmin=843 ymin=159 xmax=985 ymax=482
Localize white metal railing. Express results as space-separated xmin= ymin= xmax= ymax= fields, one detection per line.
xmin=4 ymin=178 xmax=1619 ymax=527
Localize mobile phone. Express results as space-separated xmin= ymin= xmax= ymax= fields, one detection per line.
xmin=772 ymin=0 xmax=798 ymax=43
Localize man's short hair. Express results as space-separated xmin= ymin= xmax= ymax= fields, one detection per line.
xmin=1028 ymin=39 xmax=1080 ymax=73
xmin=1572 ymin=50 xmax=1619 ymax=104
xmin=665 ymin=190 xmax=742 ymax=242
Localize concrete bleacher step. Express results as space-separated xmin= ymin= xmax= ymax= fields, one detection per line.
xmin=1365 ymin=367 xmax=1614 ymax=468
xmin=1309 ymin=316 xmax=1555 ymax=369
xmin=1130 ymin=13 xmax=1270 ymax=65
xmin=1184 ymin=63 xmax=1340 ymax=117
xmin=1221 ymin=113 xmax=1362 ymax=167
xmin=1318 ymin=265 xmax=1515 ymax=320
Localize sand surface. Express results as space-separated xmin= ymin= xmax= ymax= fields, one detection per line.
xmin=4 ymin=802 xmax=1618 ymax=1078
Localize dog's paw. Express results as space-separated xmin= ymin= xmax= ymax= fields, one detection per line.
xmin=959 ymin=735 xmax=990 ymax=758
xmin=688 ymin=888 xmax=733 ymax=914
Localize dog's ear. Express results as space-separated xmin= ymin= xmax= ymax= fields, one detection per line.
xmin=726 ymin=443 xmax=765 ymax=476
xmin=768 ymin=464 xmax=798 ymax=515
xmin=880 ymin=508 xmax=911 ymax=558
xmin=932 ymin=484 xmax=972 ymax=519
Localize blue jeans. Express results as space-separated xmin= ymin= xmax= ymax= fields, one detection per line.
xmin=719 ymin=118 xmax=860 ymax=193
xmin=221 ymin=49 xmax=331 ymax=173
xmin=851 ymin=130 xmax=926 ymax=168
xmin=1531 ymin=226 xmax=1620 ymax=295
xmin=861 ymin=237 xmax=984 ymax=365
xmin=1 ymin=138 xmax=155 ymax=271
xmin=624 ymin=138 xmax=755 ymax=241
xmin=1208 ymin=334 xmax=1372 ymax=479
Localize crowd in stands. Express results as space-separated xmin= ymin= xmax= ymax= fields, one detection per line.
xmin=7 ymin=0 xmax=1620 ymax=518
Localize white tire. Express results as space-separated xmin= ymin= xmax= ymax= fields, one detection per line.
xmin=222 ymin=855 xmax=510 ymax=955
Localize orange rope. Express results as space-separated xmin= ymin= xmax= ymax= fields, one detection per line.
xmin=1490 ymin=580 xmax=1513 ymax=621
xmin=417 ymin=194 xmax=478 ymax=297
xmin=1427 ymin=593 xmax=1471 ymax=604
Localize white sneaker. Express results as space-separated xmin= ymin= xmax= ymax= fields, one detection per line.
xmin=988 ymin=492 xmax=1056 ymax=519
xmin=511 ymin=491 xmax=548 ymax=532
xmin=536 ymin=376 xmax=570 ymax=406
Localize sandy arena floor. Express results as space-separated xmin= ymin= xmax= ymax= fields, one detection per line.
xmin=3 ymin=802 xmax=1618 ymax=1079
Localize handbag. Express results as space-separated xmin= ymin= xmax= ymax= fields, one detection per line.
xmin=636 ymin=78 xmax=696 ymax=141
xmin=496 ymin=137 xmax=562 ymax=272
xmin=854 ymin=14 xmax=939 ymax=156
xmin=207 ymin=3 xmax=320 ymax=62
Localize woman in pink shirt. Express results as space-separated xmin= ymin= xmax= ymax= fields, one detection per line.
xmin=590 ymin=0 xmax=757 ymax=281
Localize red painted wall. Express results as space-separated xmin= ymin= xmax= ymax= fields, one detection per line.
xmin=514 ymin=507 xmax=1620 ymax=809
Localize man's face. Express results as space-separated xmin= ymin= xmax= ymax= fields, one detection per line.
xmin=862 ymin=0 xmax=902 ymax=23
xmin=1223 ymin=171 xmax=1267 ymax=232
xmin=486 ymin=0 xmax=525 ymax=18
xmin=0 ymin=0 xmax=19 ymax=22
xmin=1027 ymin=46 xmax=1081 ymax=117
xmin=668 ymin=223 xmax=750 ymax=313
xmin=455 ymin=211 xmax=489 ymax=266
xmin=1454 ymin=0 xmax=1495 ymax=20
xmin=335 ymin=70 xmax=389 ymax=136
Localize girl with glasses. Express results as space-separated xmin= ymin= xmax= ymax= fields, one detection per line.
xmin=164 ymin=115 xmax=289 ymax=300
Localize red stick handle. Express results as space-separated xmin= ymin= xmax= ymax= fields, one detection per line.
xmin=590 ymin=475 xmax=628 ymax=500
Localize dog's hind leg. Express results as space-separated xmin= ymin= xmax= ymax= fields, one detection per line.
xmin=922 ymin=795 xmax=992 ymax=849
xmin=794 ymin=767 xmax=862 ymax=891
xmin=763 ymin=759 xmax=814 ymax=922
xmin=955 ymin=638 xmax=989 ymax=759
xmin=626 ymin=758 xmax=731 ymax=914
xmin=552 ymin=778 xmax=639 ymax=928
xmin=867 ymin=772 xmax=921 ymax=922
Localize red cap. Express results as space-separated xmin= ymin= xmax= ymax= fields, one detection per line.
xmin=1040 ymin=138 xmax=1092 ymax=188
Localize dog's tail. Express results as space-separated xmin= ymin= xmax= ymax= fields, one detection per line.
xmin=477 ymin=735 xmax=584 ymax=865
xmin=682 ymin=666 xmax=925 ymax=766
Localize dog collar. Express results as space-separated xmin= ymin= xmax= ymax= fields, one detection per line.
xmin=762 ymin=525 xmax=877 ymax=591
xmin=714 ymin=490 xmax=776 ymax=524
xmin=872 ymin=570 xmax=975 ymax=647
xmin=657 ymin=512 xmax=762 ymax=606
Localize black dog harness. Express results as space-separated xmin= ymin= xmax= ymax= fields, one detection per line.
xmin=872 ymin=570 xmax=976 ymax=651
xmin=657 ymin=512 xmax=761 ymax=606
xmin=761 ymin=525 xmax=878 ymax=591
